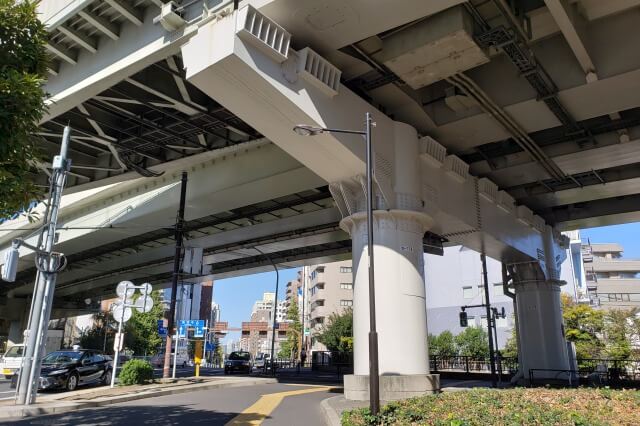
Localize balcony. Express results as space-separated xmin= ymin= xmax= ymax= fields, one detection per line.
xmin=309 ymin=284 xmax=325 ymax=301
xmin=310 ymin=303 xmax=328 ymax=318
xmin=591 ymin=259 xmax=640 ymax=273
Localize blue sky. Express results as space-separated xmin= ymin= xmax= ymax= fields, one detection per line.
xmin=581 ymin=223 xmax=640 ymax=259
xmin=213 ymin=268 xmax=298 ymax=343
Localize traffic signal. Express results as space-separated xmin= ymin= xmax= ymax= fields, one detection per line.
xmin=459 ymin=311 xmax=468 ymax=327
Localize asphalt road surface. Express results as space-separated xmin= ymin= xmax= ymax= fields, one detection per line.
xmin=0 ymin=367 xmax=222 ymax=401
xmin=1 ymin=382 xmax=339 ymax=425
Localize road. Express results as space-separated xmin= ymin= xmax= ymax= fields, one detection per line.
xmin=0 ymin=367 xmax=224 ymax=401
xmin=1 ymin=381 xmax=337 ymax=425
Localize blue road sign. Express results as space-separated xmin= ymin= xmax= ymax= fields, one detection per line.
xmin=205 ymin=342 xmax=216 ymax=351
xmin=158 ymin=320 xmax=167 ymax=336
xmin=178 ymin=319 xmax=205 ymax=338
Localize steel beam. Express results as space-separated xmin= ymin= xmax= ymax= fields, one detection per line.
xmin=78 ymin=10 xmax=120 ymax=40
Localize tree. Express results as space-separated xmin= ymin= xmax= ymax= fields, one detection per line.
xmin=278 ymin=301 xmax=302 ymax=358
xmin=124 ymin=290 xmax=164 ymax=356
xmin=603 ymin=309 xmax=635 ymax=359
xmin=317 ymin=308 xmax=353 ymax=354
xmin=428 ymin=331 xmax=456 ymax=357
xmin=455 ymin=326 xmax=489 ymax=359
xmin=501 ymin=326 xmax=518 ymax=359
xmin=80 ymin=310 xmax=116 ymax=354
xmin=562 ymin=295 xmax=604 ymax=359
xmin=0 ymin=0 xmax=48 ymax=219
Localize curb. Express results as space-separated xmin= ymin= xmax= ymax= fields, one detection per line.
xmin=320 ymin=395 xmax=343 ymax=426
xmin=0 ymin=377 xmax=277 ymax=420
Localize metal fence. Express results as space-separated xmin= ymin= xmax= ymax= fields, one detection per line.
xmin=429 ymin=355 xmax=518 ymax=374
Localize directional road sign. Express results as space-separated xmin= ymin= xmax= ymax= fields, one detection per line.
xmin=178 ymin=319 xmax=205 ymax=338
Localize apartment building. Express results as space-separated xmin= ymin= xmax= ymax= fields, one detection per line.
xmin=308 ymin=260 xmax=354 ymax=351
xmin=583 ymin=242 xmax=640 ymax=309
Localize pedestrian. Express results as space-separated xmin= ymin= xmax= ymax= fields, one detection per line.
xmin=300 ymin=349 xmax=307 ymax=366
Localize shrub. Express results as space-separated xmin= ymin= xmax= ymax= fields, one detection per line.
xmin=118 ymin=359 xmax=154 ymax=385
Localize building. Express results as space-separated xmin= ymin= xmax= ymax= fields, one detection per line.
xmin=276 ymin=300 xmax=289 ymax=323
xmin=583 ymin=242 xmax=640 ymax=309
xmin=308 ymin=260 xmax=354 ymax=351
xmin=252 ymin=292 xmax=275 ymax=313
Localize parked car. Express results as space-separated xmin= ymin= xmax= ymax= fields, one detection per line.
xmin=149 ymin=349 xmax=188 ymax=368
xmin=10 ymin=348 xmax=112 ymax=392
xmin=1 ymin=344 xmax=24 ymax=379
xmin=253 ymin=352 xmax=270 ymax=371
xmin=224 ymin=351 xmax=252 ymax=374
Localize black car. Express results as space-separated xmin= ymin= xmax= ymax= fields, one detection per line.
xmin=224 ymin=351 xmax=252 ymax=374
xmin=11 ymin=349 xmax=112 ymax=391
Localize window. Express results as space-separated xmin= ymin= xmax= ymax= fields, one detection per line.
xmin=340 ymin=283 xmax=353 ymax=290
xmin=340 ymin=300 xmax=353 ymax=307
xmin=340 ymin=266 xmax=352 ymax=273
xmin=462 ymin=286 xmax=474 ymax=299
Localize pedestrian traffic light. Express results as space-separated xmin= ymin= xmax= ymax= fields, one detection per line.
xmin=459 ymin=311 xmax=468 ymax=327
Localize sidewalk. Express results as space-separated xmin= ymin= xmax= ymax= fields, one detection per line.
xmin=0 ymin=376 xmax=277 ymax=420
xmin=320 ymin=379 xmax=497 ymax=426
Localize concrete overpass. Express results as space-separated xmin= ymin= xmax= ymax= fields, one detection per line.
xmin=2 ymin=0 xmax=640 ymax=397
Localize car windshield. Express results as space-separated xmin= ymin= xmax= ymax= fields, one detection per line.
xmin=4 ymin=346 xmax=24 ymax=357
xmin=42 ymin=351 xmax=84 ymax=364
xmin=229 ymin=352 xmax=250 ymax=361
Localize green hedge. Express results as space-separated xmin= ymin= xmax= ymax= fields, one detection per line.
xmin=118 ymin=359 xmax=154 ymax=386
xmin=342 ymin=388 xmax=640 ymax=425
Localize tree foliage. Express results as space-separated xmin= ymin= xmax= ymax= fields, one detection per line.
xmin=317 ymin=308 xmax=353 ymax=354
xmin=0 ymin=0 xmax=48 ymax=218
xmin=124 ymin=290 xmax=164 ymax=356
xmin=79 ymin=310 xmax=117 ymax=353
xmin=428 ymin=330 xmax=457 ymax=357
xmin=562 ymin=295 xmax=605 ymax=358
xmin=455 ymin=326 xmax=490 ymax=359
xmin=278 ymin=301 xmax=302 ymax=358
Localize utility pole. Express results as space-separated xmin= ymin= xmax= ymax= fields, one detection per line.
xmin=481 ymin=253 xmax=498 ymax=388
xmin=163 ymin=172 xmax=188 ymax=378
xmin=15 ymin=127 xmax=71 ymax=405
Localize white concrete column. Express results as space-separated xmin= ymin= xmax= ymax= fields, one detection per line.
xmin=340 ymin=121 xmax=439 ymax=400
xmin=342 ymin=210 xmax=433 ymax=376
xmin=512 ymin=262 xmax=570 ymax=382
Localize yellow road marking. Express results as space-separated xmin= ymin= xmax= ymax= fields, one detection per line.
xmin=225 ymin=386 xmax=332 ymax=426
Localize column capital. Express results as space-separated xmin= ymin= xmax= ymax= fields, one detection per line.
xmin=339 ymin=209 xmax=433 ymax=236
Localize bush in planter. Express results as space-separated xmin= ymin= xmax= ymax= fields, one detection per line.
xmin=119 ymin=359 xmax=154 ymax=385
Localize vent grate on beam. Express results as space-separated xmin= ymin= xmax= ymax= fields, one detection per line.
xmin=236 ymin=5 xmax=290 ymax=63
xmin=419 ymin=136 xmax=446 ymax=167
xmin=297 ymin=47 xmax=341 ymax=97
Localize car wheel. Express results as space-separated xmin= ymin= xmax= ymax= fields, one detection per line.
xmin=66 ymin=373 xmax=79 ymax=391
xmin=101 ymin=370 xmax=112 ymax=386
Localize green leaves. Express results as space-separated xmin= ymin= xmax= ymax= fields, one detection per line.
xmin=0 ymin=0 xmax=48 ymax=219
xmin=118 ymin=359 xmax=154 ymax=385
xmin=342 ymin=388 xmax=640 ymax=425
xmin=316 ymin=307 xmax=353 ymax=354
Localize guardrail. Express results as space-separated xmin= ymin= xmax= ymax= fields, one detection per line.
xmin=429 ymin=355 xmax=518 ymax=374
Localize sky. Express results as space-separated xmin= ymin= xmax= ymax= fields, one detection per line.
xmin=211 ymin=223 xmax=640 ymax=344
xmin=213 ymin=268 xmax=299 ymax=344
xmin=581 ymin=223 xmax=640 ymax=259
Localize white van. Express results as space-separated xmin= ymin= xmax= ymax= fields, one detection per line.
xmin=1 ymin=344 xmax=24 ymax=379
xmin=150 ymin=348 xmax=188 ymax=368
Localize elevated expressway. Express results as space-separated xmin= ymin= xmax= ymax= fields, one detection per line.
xmin=2 ymin=0 xmax=640 ymax=392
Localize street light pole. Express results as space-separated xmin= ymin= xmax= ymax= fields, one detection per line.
xmin=364 ymin=113 xmax=380 ymax=415
xmin=481 ymin=253 xmax=498 ymax=388
xmin=292 ymin=113 xmax=380 ymax=415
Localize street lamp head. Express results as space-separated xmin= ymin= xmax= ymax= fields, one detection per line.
xmin=293 ymin=124 xmax=325 ymax=136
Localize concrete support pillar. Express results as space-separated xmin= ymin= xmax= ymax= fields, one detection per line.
xmin=341 ymin=122 xmax=439 ymax=400
xmin=511 ymin=262 xmax=570 ymax=383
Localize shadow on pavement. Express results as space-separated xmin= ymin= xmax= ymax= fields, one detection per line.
xmin=0 ymin=404 xmax=265 ymax=425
